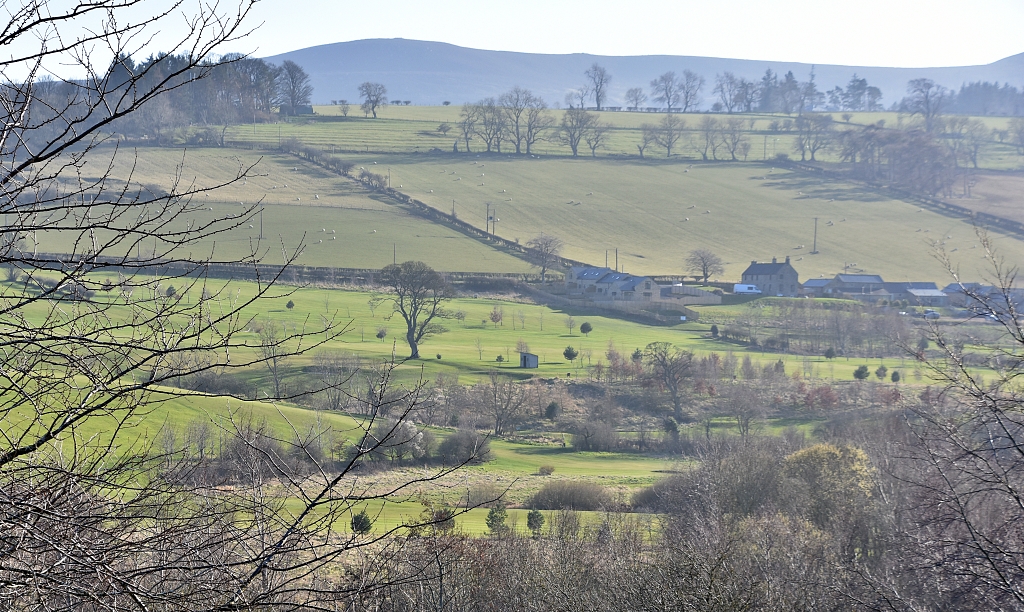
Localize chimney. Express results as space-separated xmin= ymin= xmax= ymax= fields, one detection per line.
xmin=772 ymin=257 xmax=777 ymax=263
xmin=751 ymin=260 xmax=757 ymax=265
xmin=785 ymin=256 xmax=790 ymax=264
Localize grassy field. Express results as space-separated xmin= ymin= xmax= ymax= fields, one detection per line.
xmin=40 ymin=148 xmax=530 ymax=272
xmin=73 ymin=145 xmax=1024 ymax=281
xmin=167 ymin=283 xmax=926 ymax=389
xmin=219 ymin=106 xmax=1024 ymax=171
xmin=304 ymin=153 xmax=1024 ymax=281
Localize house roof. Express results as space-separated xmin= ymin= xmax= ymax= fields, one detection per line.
xmin=743 ymin=261 xmax=791 ymax=276
xmin=908 ymin=289 xmax=948 ymax=298
xmin=802 ymin=279 xmax=831 ymax=288
xmin=835 ymin=274 xmax=884 ymax=284
xmin=596 ymin=272 xmax=633 ymax=284
xmin=572 ymin=266 xmax=613 ymax=280
xmin=883 ymin=281 xmax=938 ymax=292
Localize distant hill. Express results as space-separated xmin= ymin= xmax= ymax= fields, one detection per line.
xmin=264 ymin=38 xmax=1024 ymax=110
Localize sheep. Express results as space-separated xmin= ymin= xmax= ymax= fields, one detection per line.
xmin=314 ymin=194 xmax=319 ymax=199
xmin=688 ymin=205 xmax=695 ymax=209
xmin=317 ymin=239 xmax=322 ymax=243
xmin=372 ymin=229 xmax=376 ymax=233
xmin=321 ymin=228 xmax=326 ymax=232
xmin=429 ymin=189 xmax=433 ymax=193
xmin=331 ymin=230 xmax=336 ymax=233
xmin=684 ymin=217 xmax=689 ymax=221
xmin=587 ymin=192 xmax=593 ymax=196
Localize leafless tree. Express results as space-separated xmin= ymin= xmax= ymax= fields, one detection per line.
xmin=358 ymin=81 xmax=388 ymax=118
xmin=625 ymin=87 xmax=648 ymax=111
xmin=376 ymin=261 xmax=453 ymax=359
xmin=636 ymin=123 xmax=658 ymax=158
xmin=499 ymin=86 xmax=534 ymax=154
xmin=472 ymin=98 xmax=507 ymax=152
xmin=458 ymin=102 xmax=479 ymax=152
xmin=279 ymin=60 xmax=313 ymax=109
xmin=643 ymin=342 xmax=693 ymax=422
xmin=257 ymin=319 xmax=288 ymax=397
xmin=654 ymin=114 xmax=686 ymax=157
xmin=904 ymin=78 xmax=948 ymax=133
xmin=526 ymin=235 xmax=564 ymax=283
xmin=714 ymin=72 xmax=741 ymax=113
xmin=585 ymin=63 xmax=612 ymax=111
xmin=482 ymin=372 xmax=528 ymax=435
xmin=650 ymin=71 xmax=681 ymax=111
xmin=585 ymin=120 xmax=611 ymax=157
xmin=558 ymin=107 xmax=596 ymax=157
xmin=0 ymin=1 xmax=491 ymax=608
xmin=523 ymin=96 xmax=553 ymax=154
xmin=692 ymin=115 xmax=722 ymax=160
xmin=793 ymin=114 xmax=834 ymax=161
xmin=720 ymin=117 xmax=749 ymax=161
xmin=686 ymin=248 xmax=724 ymax=284
xmin=680 ymin=69 xmax=706 ymax=112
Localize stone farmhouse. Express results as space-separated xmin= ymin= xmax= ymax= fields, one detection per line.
xmin=741 ymin=257 xmax=800 ymax=297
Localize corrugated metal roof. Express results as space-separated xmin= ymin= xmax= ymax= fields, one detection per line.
xmin=836 ymin=274 xmax=884 ymax=284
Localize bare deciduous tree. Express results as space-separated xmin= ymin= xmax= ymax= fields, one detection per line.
xmin=643 ymin=342 xmax=693 ymax=422
xmin=625 ymin=87 xmax=648 ymax=111
xmin=585 ymin=63 xmax=612 ymax=111
xmin=279 ymin=60 xmax=313 ymax=109
xmin=558 ymin=107 xmax=596 ymax=157
xmin=359 ymin=81 xmax=388 ymax=118
xmin=654 ymin=114 xmax=686 ymax=157
xmin=680 ymin=69 xmax=706 ymax=112
xmin=686 ymin=248 xmax=724 ymax=284
xmin=526 ymin=234 xmax=564 ymax=283
xmin=651 ymin=71 xmax=681 ymax=111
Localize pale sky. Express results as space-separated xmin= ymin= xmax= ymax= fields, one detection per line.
xmin=241 ymin=0 xmax=1024 ymax=66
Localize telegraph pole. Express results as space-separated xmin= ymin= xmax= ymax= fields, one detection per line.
xmin=811 ymin=217 xmax=819 ymax=254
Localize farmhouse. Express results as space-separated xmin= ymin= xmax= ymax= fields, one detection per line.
xmin=741 ymin=257 xmax=800 ymax=297
xmin=566 ymin=267 xmax=658 ymax=301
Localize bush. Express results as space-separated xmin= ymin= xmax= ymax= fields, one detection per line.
xmin=570 ymin=421 xmax=620 ymax=452
xmin=350 ymin=510 xmax=373 ymax=535
xmin=538 ymin=465 xmax=555 ymax=476
xmin=545 ymin=402 xmax=560 ymax=420
xmin=529 ymin=481 xmax=611 ymax=511
xmin=853 ymin=365 xmax=870 ymax=380
xmin=458 ymin=483 xmax=503 ymax=508
xmin=436 ymin=429 xmax=492 ymax=465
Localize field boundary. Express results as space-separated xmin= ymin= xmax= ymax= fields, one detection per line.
xmin=782 ymin=160 xmax=1024 ymax=240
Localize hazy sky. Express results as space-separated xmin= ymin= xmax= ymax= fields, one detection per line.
xmin=246 ymin=0 xmax=1024 ymax=67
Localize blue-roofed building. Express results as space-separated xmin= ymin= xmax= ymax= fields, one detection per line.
xmin=566 ymin=266 xmax=658 ymax=301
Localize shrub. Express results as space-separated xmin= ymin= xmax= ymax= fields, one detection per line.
xmin=485 ymin=501 xmax=509 ymax=536
xmin=545 ymin=402 xmax=560 ymax=420
xmin=527 ymin=508 xmax=545 ymax=536
xmin=571 ymin=421 xmax=620 ymax=452
xmin=538 ymin=465 xmax=555 ymax=476
xmin=286 ymin=300 xmax=295 ymax=309
xmin=528 ymin=481 xmax=611 ymax=511
xmin=853 ymin=365 xmax=870 ymax=380
xmin=350 ymin=510 xmax=373 ymax=535
xmin=458 ymin=483 xmax=503 ymax=508
xmin=437 ymin=429 xmax=492 ymax=465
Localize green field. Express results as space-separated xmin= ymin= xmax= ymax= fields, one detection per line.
xmin=76 ymin=144 xmax=1024 ymax=282
xmin=219 ymin=106 xmax=1024 ymax=171
xmin=42 ymin=148 xmax=530 ymax=272
xmin=308 ymin=153 xmax=1024 ymax=281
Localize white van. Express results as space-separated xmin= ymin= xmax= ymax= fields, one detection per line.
xmin=733 ymin=284 xmax=762 ymax=294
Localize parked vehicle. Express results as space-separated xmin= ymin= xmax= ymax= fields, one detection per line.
xmin=733 ymin=284 xmax=762 ymax=295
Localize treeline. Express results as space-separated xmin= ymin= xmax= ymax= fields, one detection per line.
xmin=24 ymin=53 xmax=315 ymax=146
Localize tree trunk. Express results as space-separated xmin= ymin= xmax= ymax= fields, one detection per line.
xmin=407 ymin=330 xmax=419 ymax=358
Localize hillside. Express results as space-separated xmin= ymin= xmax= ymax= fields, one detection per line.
xmin=264 ymin=38 xmax=1024 ymax=109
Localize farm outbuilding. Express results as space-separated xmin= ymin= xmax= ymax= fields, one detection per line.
xmin=520 ymin=353 xmax=539 ymax=369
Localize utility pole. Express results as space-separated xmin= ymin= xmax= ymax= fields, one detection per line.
xmin=393 ymin=243 xmax=396 ymax=265
xmin=260 ymin=206 xmax=264 ymax=239
xmin=452 ymin=199 xmax=456 ymax=217
xmin=485 ymin=203 xmax=490 ymax=236
xmin=615 ymin=248 xmax=618 ymax=272
xmin=811 ymin=217 xmax=819 ymax=254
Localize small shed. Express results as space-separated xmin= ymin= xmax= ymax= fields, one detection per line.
xmin=520 ymin=352 xmax=539 ymax=369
